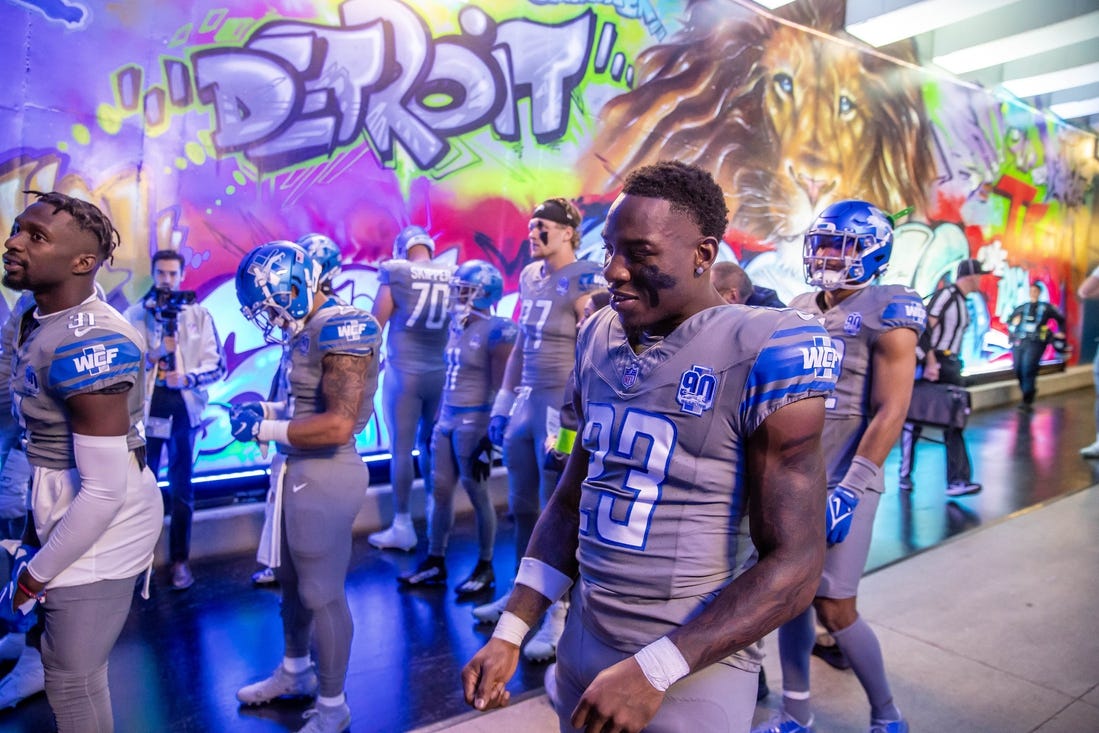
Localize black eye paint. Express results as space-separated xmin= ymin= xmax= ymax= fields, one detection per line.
xmin=538 ymin=230 xmax=549 ymax=246
xmin=637 ymin=264 xmax=676 ymax=307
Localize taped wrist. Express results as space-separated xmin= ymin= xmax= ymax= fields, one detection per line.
xmin=633 ymin=636 xmax=689 ymax=692
xmin=257 ymin=420 xmax=290 ymax=445
xmin=491 ymin=611 xmax=530 ymax=647
xmin=515 ymin=557 xmax=571 ymax=603
xmin=839 ymin=455 xmax=880 ymax=496
xmin=259 ymin=401 xmax=286 ymax=420
xmin=491 ymin=389 xmax=516 ymax=418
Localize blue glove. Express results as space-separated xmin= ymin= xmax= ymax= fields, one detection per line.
xmin=232 ymin=402 xmax=265 ymax=420
xmin=0 ymin=544 xmax=39 ymax=633
xmin=825 ymin=486 xmax=860 ymax=545
xmin=488 ymin=415 xmax=509 ymax=447
xmin=230 ymin=407 xmax=262 ymax=442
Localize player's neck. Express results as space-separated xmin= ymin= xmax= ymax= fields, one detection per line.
xmin=34 ymin=282 xmax=95 ymax=316
xmin=540 ymin=249 xmax=576 ymax=275
xmin=821 ymin=288 xmax=857 ymax=310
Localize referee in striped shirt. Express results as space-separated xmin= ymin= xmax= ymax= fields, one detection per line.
xmin=899 ymin=258 xmax=987 ymax=497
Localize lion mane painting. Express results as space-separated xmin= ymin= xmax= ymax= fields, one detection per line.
xmin=580 ymin=0 xmax=936 ymax=301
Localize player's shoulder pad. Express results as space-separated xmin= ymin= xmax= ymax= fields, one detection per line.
xmin=48 ymin=320 xmax=143 ymax=396
xmin=743 ymin=307 xmax=839 ymax=404
xmin=878 ymin=285 xmax=927 ymax=333
xmin=315 ymin=306 xmax=380 ymax=355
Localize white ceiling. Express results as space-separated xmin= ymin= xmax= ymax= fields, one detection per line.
xmin=762 ymin=0 xmax=1099 ymax=135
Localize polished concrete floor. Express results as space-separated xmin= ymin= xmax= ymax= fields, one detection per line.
xmin=0 ymin=386 xmax=1096 ymax=733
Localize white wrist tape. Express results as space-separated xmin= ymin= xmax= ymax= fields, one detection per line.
xmin=258 ymin=420 xmax=290 ymax=445
xmin=491 ymin=389 xmax=516 ymax=418
xmin=491 ymin=611 xmax=530 ymax=647
xmin=515 ymin=557 xmax=571 ymax=603
xmin=260 ymin=401 xmax=286 ymax=420
xmin=839 ymin=455 xmax=880 ymax=496
xmin=1091 ymin=264 xmax=1099 ymax=279
xmin=633 ymin=636 xmax=689 ymax=692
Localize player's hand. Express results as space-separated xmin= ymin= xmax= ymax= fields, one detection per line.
xmin=233 ymin=402 xmax=266 ymax=420
xmin=0 ymin=545 xmax=39 ymax=633
xmin=571 ymin=656 xmax=665 ymax=733
xmin=471 ymin=436 xmax=494 ymax=482
xmin=488 ymin=416 xmax=509 ymax=447
xmin=923 ymin=359 xmax=941 ymax=382
xmin=461 ymin=638 xmax=520 ymax=711
xmin=230 ymin=407 xmax=262 ymax=442
xmin=825 ymin=486 xmax=860 ymax=544
xmin=164 ymin=373 xmax=188 ymax=390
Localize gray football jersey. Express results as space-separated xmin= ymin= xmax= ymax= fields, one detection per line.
xmin=518 ymin=258 xmax=605 ymax=390
xmin=443 ymin=315 xmax=518 ymax=409
xmin=573 ymin=304 xmax=837 ymax=651
xmin=11 ymin=299 xmax=146 ymax=470
xmin=282 ymin=300 xmax=381 ymax=457
xmin=789 ymin=285 xmax=926 ymax=486
xmin=378 ymin=259 xmax=454 ymax=373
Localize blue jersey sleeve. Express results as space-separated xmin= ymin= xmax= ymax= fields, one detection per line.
xmin=317 ymin=311 xmax=380 ymax=356
xmin=489 ymin=319 xmax=519 ymax=349
xmin=881 ymin=289 xmax=927 ymax=333
xmin=741 ymin=319 xmax=838 ymax=433
xmin=48 ymin=330 xmax=142 ymax=398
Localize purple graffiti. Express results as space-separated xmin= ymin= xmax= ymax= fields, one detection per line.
xmin=192 ymin=0 xmax=595 ymax=172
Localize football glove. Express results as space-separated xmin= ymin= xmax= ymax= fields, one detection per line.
xmin=0 ymin=544 xmax=39 ymax=633
xmin=825 ymin=486 xmax=860 ymax=545
xmin=471 ymin=436 xmax=494 ymax=482
xmin=230 ymin=407 xmax=262 ymax=442
xmin=488 ymin=415 xmax=509 ymax=447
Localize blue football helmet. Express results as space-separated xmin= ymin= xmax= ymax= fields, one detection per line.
xmin=803 ymin=200 xmax=894 ymax=290
xmin=449 ymin=260 xmax=503 ymax=320
xmin=393 ymin=225 xmax=435 ymax=259
xmin=236 ymin=241 xmax=317 ymax=344
xmin=296 ymin=233 xmax=341 ymax=286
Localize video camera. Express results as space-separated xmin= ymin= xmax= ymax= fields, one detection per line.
xmin=145 ymin=286 xmax=197 ymax=334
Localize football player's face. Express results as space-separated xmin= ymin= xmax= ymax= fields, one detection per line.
xmin=3 ymin=201 xmax=89 ymax=293
xmin=601 ymin=193 xmax=705 ymax=336
xmin=528 ymin=218 xmax=571 ymax=260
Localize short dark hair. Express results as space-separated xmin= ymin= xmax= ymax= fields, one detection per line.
xmin=151 ymin=249 xmax=186 ymax=270
xmin=24 ymin=190 xmax=120 ymax=264
xmin=620 ymin=161 xmax=728 ymax=240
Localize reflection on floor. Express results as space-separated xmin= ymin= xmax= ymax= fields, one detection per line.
xmin=0 ymin=388 xmax=1096 ymax=733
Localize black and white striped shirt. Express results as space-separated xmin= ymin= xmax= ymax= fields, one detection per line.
xmin=926 ymin=284 xmax=968 ymax=356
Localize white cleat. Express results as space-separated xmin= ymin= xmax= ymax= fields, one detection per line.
xmin=523 ymin=600 xmax=568 ymax=662
xmin=367 ymin=521 xmax=417 ymax=552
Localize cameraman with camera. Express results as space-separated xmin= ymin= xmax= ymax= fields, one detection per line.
xmin=125 ymin=250 xmax=225 ymax=590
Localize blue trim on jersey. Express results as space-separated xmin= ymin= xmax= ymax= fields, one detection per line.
xmin=882 ymin=295 xmax=928 ymax=331
xmin=317 ymin=315 xmax=379 ymax=355
xmin=49 ymin=333 xmax=142 ymax=397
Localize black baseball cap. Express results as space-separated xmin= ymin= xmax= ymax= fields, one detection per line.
xmin=956 ymin=258 xmax=989 ymax=279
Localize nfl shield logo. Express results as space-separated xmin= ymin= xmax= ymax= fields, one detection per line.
xmin=556 ymin=277 xmax=569 ymax=296
xmin=622 ymin=364 xmax=639 ymax=388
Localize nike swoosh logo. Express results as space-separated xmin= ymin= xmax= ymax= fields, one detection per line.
xmin=74 ymin=326 xmax=93 ymax=337
xmin=292 ymin=483 xmax=307 ymax=493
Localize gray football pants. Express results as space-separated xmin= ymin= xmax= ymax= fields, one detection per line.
xmin=554 ymin=598 xmax=758 ymax=732
xmin=383 ymin=368 xmax=445 ymax=513
xmin=503 ymin=386 xmax=563 ymax=566
xmin=428 ymin=407 xmax=495 ymax=560
xmin=39 ymin=576 xmax=138 ymax=733
xmin=277 ymin=450 xmax=367 ymax=697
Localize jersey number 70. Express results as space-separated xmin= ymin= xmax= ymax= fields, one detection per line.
xmin=580 ymin=403 xmax=675 ymax=551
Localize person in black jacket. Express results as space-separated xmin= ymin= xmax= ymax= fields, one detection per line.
xmin=1007 ymin=283 xmax=1065 ymax=411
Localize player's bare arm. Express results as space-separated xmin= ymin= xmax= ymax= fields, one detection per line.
xmin=462 ymin=418 xmax=586 ymax=712
xmin=857 ymin=328 xmax=919 ymax=465
xmin=1079 ymin=271 xmax=1099 ymax=300
xmin=498 ymin=331 xmax=524 ymax=396
xmin=285 ymin=352 xmax=371 ymax=448
xmin=370 ymin=284 xmax=395 ymax=328
xmin=675 ymin=395 xmax=826 ymax=668
xmin=488 ymin=337 xmax=513 ymax=392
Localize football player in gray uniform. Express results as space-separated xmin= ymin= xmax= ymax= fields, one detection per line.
xmin=232 ymin=241 xmax=381 ymax=733
xmin=3 ymin=191 xmax=163 ymax=731
xmin=752 ymin=201 xmax=925 ymax=733
xmin=462 ymin=161 xmax=836 ymax=732
xmin=398 ymin=260 xmax=517 ymax=595
xmin=370 ymin=226 xmax=453 ymax=552
xmin=473 ymin=198 xmax=604 ymax=664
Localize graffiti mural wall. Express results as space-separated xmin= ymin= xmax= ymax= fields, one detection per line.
xmin=2 ymin=0 xmax=1096 ymax=477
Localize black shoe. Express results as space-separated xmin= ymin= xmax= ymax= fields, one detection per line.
xmin=756 ymin=666 xmax=769 ymax=702
xmin=398 ymin=556 xmax=447 ymax=587
xmin=455 ymin=561 xmax=495 ymax=596
xmin=812 ymin=641 xmax=851 ymax=670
